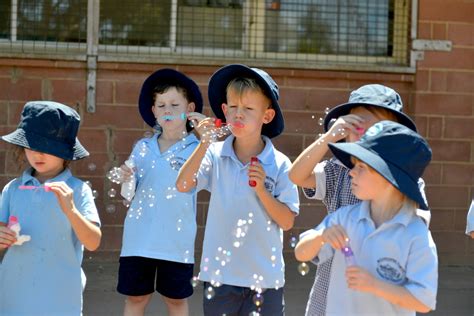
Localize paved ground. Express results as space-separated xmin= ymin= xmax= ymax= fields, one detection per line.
xmin=83 ymin=259 xmax=474 ymax=316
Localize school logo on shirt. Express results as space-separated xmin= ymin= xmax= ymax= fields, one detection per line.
xmin=376 ymin=257 xmax=406 ymax=284
xmin=169 ymin=157 xmax=186 ymax=171
xmin=264 ymin=176 xmax=276 ymax=194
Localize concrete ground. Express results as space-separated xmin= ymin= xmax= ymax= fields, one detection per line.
xmin=83 ymin=259 xmax=474 ymax=316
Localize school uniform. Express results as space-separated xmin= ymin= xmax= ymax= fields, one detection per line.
xmin=0 ymin=168 xmax=101 ymax=315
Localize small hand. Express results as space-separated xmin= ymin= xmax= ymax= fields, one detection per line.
xmin=0 ymin=225 xmax=17 ymax=249
xmin=345 ymin=265 xmax=377 ymax=293
xmin=321 ymin=225 xmax=348 ymax=250
xmin=47 ymin=181 xmax=77 ymax=215
xmin=194 ymin=117 xmax=219 ymax=144
xmin=327 ymin=114 xmax=365 ymax=142
xmin=119 ymin=164 xmax=134 ymax=182
xmin=186 ymin=112 xmax=206 ymax=128
xmin=248 ymin=159 xmax=267 ymax=194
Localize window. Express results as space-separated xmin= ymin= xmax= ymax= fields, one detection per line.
xmin=0 ymin=0 xmax=412 ymax=70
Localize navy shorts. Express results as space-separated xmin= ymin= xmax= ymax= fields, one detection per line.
xmin=202 ymin=283 xmax=284 ymax=316
xmin=117 ymin=256 xmax=194 ymax=299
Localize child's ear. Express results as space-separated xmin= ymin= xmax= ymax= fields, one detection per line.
xmin=187 ymin=102 xmax=195 ymax=112
xmin=262 ymin=108 xmax=275 ymax=124
xmin=151 ymin=105 xmax=157 ymax=117
xmin=221 ymin=103 xmax=228 ymax=116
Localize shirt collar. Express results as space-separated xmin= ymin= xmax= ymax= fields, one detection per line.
xmin=356 ymin=200 xmax=415 ymax=227
xmin=21 ymin=167 xmax=72 ymax=185
xmin=150 ymin=132 xmax=199 ymax=156
xmin=220 ymin=135 xmax=275 ymax=165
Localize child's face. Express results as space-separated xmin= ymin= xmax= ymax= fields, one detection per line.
xmin=24 ymin=148 xmax=65 ymax=180
xmin=222 ymin=88 xmax=275 ymax=139
xmin=349 ymin=159 xmax=392 ymax=200
xmin=347 ymin=107 xmax=385 ymax=142
xmin=152 ymin=87 xmax=195 ymax=132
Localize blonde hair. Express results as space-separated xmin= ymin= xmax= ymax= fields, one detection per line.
xmin=363 ymin=106 xmax=399 ymax=122
xmin=226 ymin=78 xmax=272 ymax=109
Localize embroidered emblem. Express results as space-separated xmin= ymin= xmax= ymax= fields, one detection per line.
xmin=376 ymin=257 xmax=406 ymax=284
xmin=170 ymin=157 xmax=186 ymax=171
xmin=264 ymin=176 xmax=276 ymax=193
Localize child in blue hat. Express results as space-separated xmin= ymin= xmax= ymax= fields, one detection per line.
xmin=289 ymin=84 xmax=430 ymax=315
xmin=0 ymin=101 xmax=102 ymax=315
xmin=115 ymin=68 xmax=205 ymax=316
xmin=177 ymin=64 xmax=299 ymax=315
xmin=295 ymin=121 xmax=438 ymax=314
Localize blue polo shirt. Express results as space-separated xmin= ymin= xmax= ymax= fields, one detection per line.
xmin=120 ymin=133 xmax=199 ymax=264
xmin=0 ymin=168 xmax=100 ymax=315
xmin=195 ymin=135 xmax=299 ymax=289
xmin=302 ymin=201 xmax=437 ymax=315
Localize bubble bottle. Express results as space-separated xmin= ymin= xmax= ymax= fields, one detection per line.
xmin=341 ymin=243 xmax=356 ymax=266
xmin=249 ymin=157 xmax=258 ymax=187
xmin=120 ymin=159 xmax=137 ymax=201
xmin=8 ymin=215 xmax=31 ymax=246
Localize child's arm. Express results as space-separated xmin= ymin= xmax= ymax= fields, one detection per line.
xmin=0 ymin=223 xmax=16 ymax=250
xmin=295 ymin=224 xmax=348 ymax=262
xmin=47 ymin=182 xmax=102 ymax=251
xmin=346 ymin=266 xmax=432 ymax=313
xmin=176 ymin=117 xmax=215 ymax=193
xmin=289 ymin=114 xmax=363 ymax=188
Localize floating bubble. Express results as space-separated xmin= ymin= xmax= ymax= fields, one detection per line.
xmin=143 ymin=131 xmax=154 ymax=138
xmin=311 ymin=115 xmax=315 ymax=119
xmin=122 ymin=199 xmax=130 ymax=208
xmin=106 ymin=204 xmax=116 ymax=214
xmin=190 ymin=276 xmax=199 ymax=288
xmin=298 ymin=262 xmax=310 ymax=276
xmin=318 ymin=118 xmax=324 ymax=126
xmin=176 ymin=219 xmax=183 ymax=231
xmin=85 ymin=180 xmax=92 ymax=188
xmin=92 ymin=190 xmax=99 ymax=199
xmin=249 ymin=312 xmax=261 ymax=316
xmin=252 ymin=293 xmax=264 ymax=307
xmin=289 ymin=236 xmax=298 ymax=248
xmin=88 ymin=163 xmax=97 ymax=172
xmin=205 ymin=286 xmax=215 ymax=300
xmin=108 ymin=188 xmax=117 ymax=198
xmin=324 ymin=107 xmax=330 ymax=114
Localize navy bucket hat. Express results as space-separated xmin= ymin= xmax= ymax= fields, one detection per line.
xmin=328 ymin=121 xmax=431 ymax=210
xmin=139 ymin=68 xmax=203 ymax=128
xmin=324 ymin=84 xmax=417 ymax=132
xmin=1 ymin=101 xmax=89 ymax=160
xmin=208 ymin=64 xmax=284 ymax=138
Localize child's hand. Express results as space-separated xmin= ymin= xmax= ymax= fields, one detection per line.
xmin=321 ymin=225 xmax=348 ymax=250
xmin=326 ymin=114 xmax=364 ymax=142
xmin=248 ymin=159 xmax=266 ymax=194
xmin=194 ymin=117 xmax=218 ymax=144
xmin=47 ymin=182 xmax=77 ymax=215
xmin=345 ymin=265 xmax=377 ymax=293
xmin=186 ymin=112 xmax=206 ymax=128
xmin=119 ymin=164 xmax=134 ymax=182
xmin=0 ymin=225 xmax=17 ymax=249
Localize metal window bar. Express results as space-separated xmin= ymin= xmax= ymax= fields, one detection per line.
xmin=0 ymin=0 xmax=413 ymax=71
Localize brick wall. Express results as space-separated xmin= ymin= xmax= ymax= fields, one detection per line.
xmin=0 ymin=1 xmax=472 ymax=265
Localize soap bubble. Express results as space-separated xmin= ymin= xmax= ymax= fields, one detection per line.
xmin=298 ymin=262 xmax=310 ymax=276
xmin=318 ymin=118 xmax=324 ymax=126
xmin=253 ymin=292 xmax=264 ymax=307
xmin=190 ymin=276 xmax=199 ymax=288
xmin=92 ymin=190 xmax=99 ymax=199
xmin=289 ymin=236 xmax=298 ymax=248
xmin=106 ymin=204 xmax=116 ymax=214
xmin=108 ymin=188 xmax=117 ymax=198
xmin=324 ymin=107 xmax=330 ymax=114
xmin=88 ymin=163 xmax=97 ymax=171
xmin=205 ymin=286 xmax=215 ymax=300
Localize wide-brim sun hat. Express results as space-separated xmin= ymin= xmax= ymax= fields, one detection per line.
xmin=323 ymin=84 xmax=417 ymax=133
xmin=208 ymin=64 xmax=284 ymax=138
xmin=328 ymin=120 xmax=431 ymax=210
xmin=1 ymin=101 xmax=89 ymax=160
xmin=139 ymin=68 xmax=203 ymax=129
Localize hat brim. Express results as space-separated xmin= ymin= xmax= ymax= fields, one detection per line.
xmin=328 ymin=142 xmax=428 ymax=210
xmin=138 ymin=69 xmax=203 ymax=128
xmin=208 ymin=64 xmax=284 ymax=138
xmin=323 ymin=102 xmax=417 ymax=133
xmin=2 ymin=129 xmax=89 ymax=161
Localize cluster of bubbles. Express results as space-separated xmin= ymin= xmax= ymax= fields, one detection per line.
xmin=200 ymin=124 xmax=233 ymax=144
xmin=232 ymin=212 xmax=254 ymax=248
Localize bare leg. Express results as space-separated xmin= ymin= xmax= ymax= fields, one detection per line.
xmin=123 ymin=294 xmax=152 ymax=316
xmin=162 ymin=296 xmax=189 ymax=316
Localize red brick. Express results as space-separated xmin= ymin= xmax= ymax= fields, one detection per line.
xmin=112 ymin=130 xmax=149 ymax=154
xmin=98 ymin=226 xmax=123 ymax=251
xmin=423 ymin=163 xmax=442 ymax=185
xmin=415 ymin=70 xmax=429 ymax=91
xmin=82 ymin=104 xmax=144 ymax=129
xmin=306 ymin=89 xmax=350 ymax=111
xmin=444 ymin=117 xmax=474 ymax=139
xmin=432 ymin=232 xmax=467 ymax=254
xmin=413 ymin=93 xmax=472 ymax=116
xmin=446 ymin=72 xmax=474 ymax=93
xmin=291 ymin=69 xmax=348 ymax=80
xmin=77 ymin=129 xmax=108 ymax=153
xmin=96 ymin=80 xmax=114 ymax=104
xmin=442 ymin=164 xmax=474 ymax=186
xmin=115 ymin=80 xmax=142 ymax=105
xmin=284 ymin=111 xmax=325 ymax=135
xmin=419 ymin=48 xmax=474 ymax=69
xmin=418 ymin=22 xmax=431 ymax=39
xmin=430 ymin=140 xmax=471 ymax=162
xmin=447 ymin=23 xmax=474 ymax=46
xmin=427 ymin=116 xmax=443 ymax=138
xmin=272 ymin=134 xmax=304 ymax=158
xmin=430 ymin=209 xmax=454 ymax=230
xmin=51 ymin=79 xmax=86 ymax=104
xmin=279 ymin=87 xmax=308 ymax=111
xmin=286 ymin=77 xmax=349 ymax=89
xmin=294 ymin=203 xmax=327 ymax=228
xmin=97 ymin=68 xmax=149 ymax=83
xmin=0 ymin=78 xmax=42 ymax=101
xmin=19 ymin=67 xmax=86 ymax=80
xmin=430 ymin=71 xmax=447 ymax=92
xmin=454 ymin=208 xmax=472 ymax=231
xmin=72 ymin=153 xmax=111 ymax=177
xmin=432 ymin=23 xmax=448 ymax=40
xmin=426 ymin=186 xmax=470 ymax=208
xmin=419 ymin=0 xmax=474 ymax=22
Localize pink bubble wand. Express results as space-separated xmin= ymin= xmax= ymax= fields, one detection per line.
xmin=19 ymin=184 xmax=51 ymax=192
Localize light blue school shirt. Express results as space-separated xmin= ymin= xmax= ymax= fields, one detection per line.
xmin=195 ymin=135 xmax=299 ymax=289
xmin=120 ymin=133 xmax=199 ymax=264
xmin=0 ymin=168 xmax=100 ymax=316
xmin=466 ymin=198 xmax=474 ymax=236
xmin=302 ymin=201 xmax=437 ymax=315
